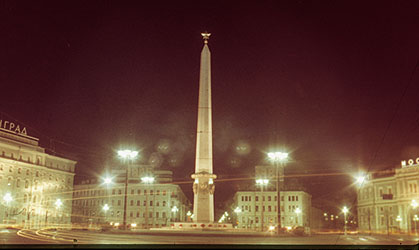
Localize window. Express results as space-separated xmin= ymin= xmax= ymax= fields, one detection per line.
xmin=131 ymin=189 xmax=134 ymax=195
xmin=268 ymin=196 xmax=271 ymax=201
xmin=296 ymin=196 xmax=298 ymax=201
xmin=112 ymin=189 xmax=115 ymax=195
xmin=25 ymin=180 xmax=29 ymax=188
xmin=137 ymin=212 xmax=140 ymax=217
xmin=263 ymin=196 xmax=265 ymax=201
xmin=9 ymin=167 xmax=12 ymax=173
xmin=156 ymin=202 xmax=160 ymax=207
xmin=255 ymin=217 xmax=259 ymax=223
xmin=150 ymin=201 xmax=153 ymax=206
xmin=249 ymin=196 xmax=251 ymax=202
xmin=130 ymin=200 xmax=134 ymax=206
xmin=118 ymin=200 xmax=121 ymax=206
xmin=137 ymin=200 xmax=140 ymax=206
xmin=144 ymin=200 xmax=146 ymax=206
xmin=16 ymin=179 xmax=20 ymax=188
xmin=157 ymin=190 xmax=160 ymax=195
xmin=18 ymin=168 xmax=21 ymax=174
xmin=288 ymin=196 xmax=291 ymax=201
xmin=245 ymin=196 xmax=248 ymax=201
xmin=163 ymin=201 xmax=166 ymax=207
xmin=268 ymin=206 xmax=271 ymax=212
xmin=256 ymin=196 xmax=259 ymax=202
xmin=275 ymin=196 xmax=277 ymax=201
xmin=292 ymin=196 xmax=295 ymax=201
xmin=256 ymin=206 xmax=259 ymax=212
xmin=163 ymin=212 xmax=166 ymax=218
xmin=150 ymin=190 xmax=153 ymax=195
xmin=156 ymin=212 xmax=159 ymax=218
xmin=242 ymin=196 xmax=244 ymax=202
xmin=36 ymin=171 xmax=39 ymax=177
xmin=281 ymin=196 xmax=284 ymax=201
xmin=163 ymin=190 xmax=166 ymax=196
xmin=137 ymin=189 xmax=141 ymax=195
xmin=263 ymin=206 xmax=265 ymax=212
xmin=26 ymin=169 xmax=29 ymax=175
xmin=118 ymin=189 xmax=122 ymax=195
xmin=130 ymin=212 xmax=133 ymax=217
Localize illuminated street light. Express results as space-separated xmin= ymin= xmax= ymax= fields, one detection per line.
xmin=55 ymin=199 xmax=63 ymax=208
xmin=411 ymin=200 xmax=418 ymax=209
xmin=141 ymin=177 xmax=155 ymax=184
xmin=256 ymin=178 xmax=269 ymax=232
xmin=117 ymin=149 xmax=139 ymax=230
xmin=356 ymin=176 xmax=366 ymax=185
xmin=103 ymin=177 xmax=112 ymax=185
xmin=3 ymin=193 xmax=12 ymax=204
xmin=234 ymin=207 xmax=242 ymax=214
xmin=171 ymin=206 xmax=179 ymax=213
xmin=187 ymin=211 xmax=192 ymax=216
xmin=142 ymin=176 xmax=155 ymax=228
xmin=103 ymin=204 xmax=110 ymax=212
xmin=268 ymin=151 xmax=288 ymax=235
xmin=342 ymin=206 xmax=349 ymax=235
xmin=117 ymin=150 xmax=139 ymax=159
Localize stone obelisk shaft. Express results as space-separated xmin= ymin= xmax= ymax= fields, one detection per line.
xmin=191 ymin=33 xmax=216 ymax=223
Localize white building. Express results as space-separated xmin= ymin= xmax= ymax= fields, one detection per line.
xmin=232 ymin=190 xmax=311 ymax=231
xmin=0 ymin=119 xmax=76 ymax=229
xmin=357 ymin=158 xmax=419 ymax=234
xmin=72 ymin=166 xmax=191 ymax=229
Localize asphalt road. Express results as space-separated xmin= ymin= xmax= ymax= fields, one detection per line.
xmin=4 ymin=228 xmax=419 ymax=246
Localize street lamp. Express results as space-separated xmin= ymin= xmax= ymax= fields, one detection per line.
xmin=342 ymin=206 xmax=349 ymax=235
xmin=103 ymin=204 xmax=110 ymax=212
xmin=171 ymin=206 xmax=179 ymax=222
xmin=117 ymin=149 xmax=139 ymax=230
xmin=295 ymin=207 xmax=302 ymax=227
xmin=3 ymin=193 xmax=12 ymax=224
xmin=141 ymin=176 xmax=155 ymax=229
xmin=256 ymin=178 xmax=269 ymax=232
xmin=268 ymin=151 xmax=288 ymax=234
xmin=411 ymin=200 xmax=418 ymax=235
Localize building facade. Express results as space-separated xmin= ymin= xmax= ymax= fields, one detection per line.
xmin=357 ymin=159 xmax=419 ymax=234
xmin=232 ymin=190 xmax=311 ymax=231
xmin=72 ymin=166 xmax=191 ymax=229
xmin=0 ymin=120 xmax=76 ymax=229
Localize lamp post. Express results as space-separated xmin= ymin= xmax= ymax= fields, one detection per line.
xmin=342 ymin=206 xmax=349 ymax=235
xmin=141 ymin=176 xmax=155 ymax=229
xmin=171 ymin=205 xmax=179 ymax=222
xmin=3 ymin=193 xmax=12 ymax=225
xmin=117 ymin=150 xmax=138 ymax=230
xmin=411 ymin=200 xmax=418 ymax=235
xmin=268 ymin=151 xmax=288 ymax=234
xmin=295 ymin=207 xmax=302 ymax=227
xmin=55 ymin=199 xmax=63 ymax=227
xmin=102 ymin=177 xmax=113 ymax=224
xmin=234 ymin=206 xmax=242 ymax=228
xmin=256 ymin=179 xmax=269 ymax=232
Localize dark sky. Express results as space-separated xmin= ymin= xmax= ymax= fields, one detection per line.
xmin=1 ymin=0 xmax=419 ymax=212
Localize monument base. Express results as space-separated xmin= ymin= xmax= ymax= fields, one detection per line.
xmin=170 ymin=222 xmax=233 ymax=230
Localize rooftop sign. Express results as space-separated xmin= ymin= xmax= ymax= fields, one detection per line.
xmin=0 ymin=120 xmax=28 ymax=136
xmin=401 ymin=158 xmax=419 ymax=168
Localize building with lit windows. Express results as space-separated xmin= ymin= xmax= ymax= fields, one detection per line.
xmin=232 ymin=190 xmax=312 ymax=231
xmin=0 ymin=119 xmax=76 ymax=229
xmin=71 ymin=166 xmax=191 ymax=229
xmin=357 ymin=159 xmax=419 ymax=234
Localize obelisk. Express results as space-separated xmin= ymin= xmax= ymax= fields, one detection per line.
xmin=191 ymin=32 xmax=216 ymax=223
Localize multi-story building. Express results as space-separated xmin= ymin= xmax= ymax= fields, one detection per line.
xmin=72 ymin=165 xmax=191 ymax=229
xmin=357 ymin=158 xmax=419 ymax=234
xmin=232 ymin=190 xmax=312 ymax=231
xmin=0 ymin=119 xmax=76 ymax=229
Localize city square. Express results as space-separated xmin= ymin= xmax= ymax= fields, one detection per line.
xmin=1 ymin=0 xmax=419 ymax=248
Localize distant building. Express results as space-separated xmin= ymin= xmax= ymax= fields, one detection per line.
xmin=71 ymin=165 xmax=191 ymax=228
xmin=0 ymin=120 xmax=76 ymax=228
xmin=357 ymin=159 xmax=419 ymax=234
xmin=232 ymin=190 xmax=312 ymax=230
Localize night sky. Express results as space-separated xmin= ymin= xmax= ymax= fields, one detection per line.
xmin=1 ymin=1 xmax=419 ymax=212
